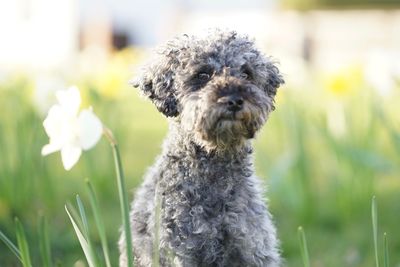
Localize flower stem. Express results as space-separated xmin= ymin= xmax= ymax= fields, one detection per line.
xmin=103 ymin=127 xmax=118 ymax=146
xmin=104 ymin=127 xmax=134 ymax=267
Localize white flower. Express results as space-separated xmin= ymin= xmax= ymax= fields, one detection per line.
xmin=42 ymin=86 xmax=103 ymax=170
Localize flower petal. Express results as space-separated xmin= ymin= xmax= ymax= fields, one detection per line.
xmin=61 ymin=145 xmax=82 ymax=171
xmin=78 ymin=108 xmax=103 ymax=150
xmin=41 ymin=143 xmax=61 ymax=156
xmin=43 ymin=105 xmax=65 ymax=138
xmin=56 ymin=86 xmax=81 ymax=116
xmin=43 ymin=104 xmax=79 ymax=148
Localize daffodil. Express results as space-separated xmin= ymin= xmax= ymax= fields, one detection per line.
xmin=324 ymin=65 xmax=363 ymax=98
xmin=41 ymin=86 xmax=134 ymax=267
xmin=41 ymin=86 xmax=103 ymax=170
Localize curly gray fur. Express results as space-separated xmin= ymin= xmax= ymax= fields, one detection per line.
xmin=119 ymin=30 xmax=284 ymax=267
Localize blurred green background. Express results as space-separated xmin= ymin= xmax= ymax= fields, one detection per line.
xmin=1 ymin=0 xmax=400 ymax=266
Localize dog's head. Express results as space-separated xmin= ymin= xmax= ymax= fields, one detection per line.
xmin=133 ymin=30 xmax=284 ymax=151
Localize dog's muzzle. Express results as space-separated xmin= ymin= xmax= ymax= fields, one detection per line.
xmin=217 ymin=94 xmax=244 ymax=112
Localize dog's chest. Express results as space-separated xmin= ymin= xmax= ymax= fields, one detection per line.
xmin=160 ymin=155 xmax=247 ymax=211
xmin=161 ymin=164 xmax=240 ymax=219
xmin=159 ymin=155 xmax=251 ymax=247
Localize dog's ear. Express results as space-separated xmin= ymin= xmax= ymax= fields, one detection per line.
xmin=131 ymin=43 xmax=184 ymax=117
xmin=264 ymin=60 xmax=284 ymax=97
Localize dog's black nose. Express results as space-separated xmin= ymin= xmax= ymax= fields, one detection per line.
xmin=226 ymin=95 xmax=244 ymax=112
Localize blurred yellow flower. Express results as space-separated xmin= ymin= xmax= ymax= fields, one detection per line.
xmin=95 ymin=66 xmax=124 ymax=99
xmin=93 ymin=47 xmax=144 ymax=99
xmin=322 ymin=65 xmax=363 ymax=138
xmin=324 ymin=65 xmax=363 ymax=98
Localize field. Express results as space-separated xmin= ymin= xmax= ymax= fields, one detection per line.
xmin=0 ymin=49 xmax=399 ymax=266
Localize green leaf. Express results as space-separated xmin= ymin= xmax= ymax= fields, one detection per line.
xmin=372 ymin=196 xmax=379 ymax=267
xmin=38 ymin=215 xmax=52 ymax=267
xmin=298 ymin=226 xmax=310 ymax=267
xmin=66 ymin=202 xmax=84 ymax=232
xmin=86 ymin=179 xmax=112 ymax=267
xmin=0 ymin=229 xmax=22 ymax=262
xmin=15 ymin=218 xmax=32 ymax=267
xmin=76 ymin=195 xmax=100 ymax=267
xmin=110 ymin=142 xmax=134 ymax=267
xmin=383 ymin=233 xmax=389 ymax=267
xmin=76 ymin=195 xmax=90 ymax=238
xmin=65 ymin=205 xmax=96 ymax=267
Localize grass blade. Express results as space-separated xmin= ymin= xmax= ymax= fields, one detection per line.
xmin=66 ymin=202 xmax=84 ymax=232
xmin=372 ymin=196 xmax=379 ymax=267
xmin=107 ymin=136 xmax=134 ymax=267
xmin=113 ymin=144 xmax=134 ymax=267
xmin=298 ymin=226 xmax=310 ymax=267
xmin=383 ymin=233 xmax=389 ymax=267
xmin=65 ymin=205 xmax=96 ymax=267
xmin=86 ymin=179 xmax=112 ymax=267
xmin=0 ymin=230 xmax=22 ymax=262
xmin=76 ymin=194 xmax=99 ymax=267
xmin=38 ymin=215 xmax=52 ymax=267
xmin=76 ymin=195 xmax=90 ymax=236
xmin=15 ymin=218 xmax=33 ymax=267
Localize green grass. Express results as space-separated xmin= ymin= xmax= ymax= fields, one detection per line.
xmin=38 ymin=215 xmax=52 ymax=267
xmin=0 ymin=69 xmax=399 ymax=266
xmin=297 ymin=226 xmax=310 ymax=267
xmin=372 ymin=196 xmax=379 ymax=267
xmin=383 ymin=232 xmax=389 ymax=267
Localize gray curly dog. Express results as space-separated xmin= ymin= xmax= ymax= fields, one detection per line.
xmin=119 ymin=30 xmax=284 ymax=267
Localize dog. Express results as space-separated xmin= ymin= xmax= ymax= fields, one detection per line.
xmin=119 ymin=30 xmax=284 ymax=267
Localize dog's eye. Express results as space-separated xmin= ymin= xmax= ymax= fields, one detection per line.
xmin=197 ymin=72 xmax=211 ymax=81
xmin=240 ymin=70 xmax=251 ymax=80
xmin=190 ymin=66 xmax=214 ymax=88
xmin=240 ymin=72 xmax=249 ymax=79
